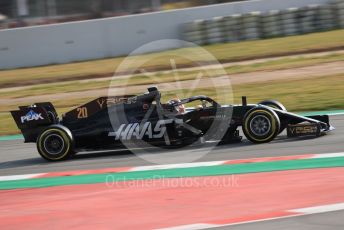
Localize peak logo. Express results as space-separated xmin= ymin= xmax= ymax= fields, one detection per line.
xmin=21 ymin=110 xmax=44 ymax=123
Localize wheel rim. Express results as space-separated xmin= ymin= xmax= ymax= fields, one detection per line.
xmin=249 ymin=115 xmax=271 ymax=136
xmin=43 ymin=134 xmax=65 ymax=155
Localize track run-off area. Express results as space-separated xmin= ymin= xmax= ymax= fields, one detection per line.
xmin=0 ymin=114 xmax=343 ymax=229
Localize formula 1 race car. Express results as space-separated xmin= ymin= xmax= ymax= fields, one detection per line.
xmin=11 ymin=87 xmax=334 ymax=161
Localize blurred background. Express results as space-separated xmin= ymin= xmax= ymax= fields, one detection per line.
xmin=0 ymin=0 xmax=242 ymax=29
xmin=0 ymin=3 xmax=343 ymax=229
xmin=0 ymin=0 xmax=343 ymax=135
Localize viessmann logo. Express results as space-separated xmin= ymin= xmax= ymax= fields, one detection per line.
xmin=20 ymin=110 xmax=44 ymax=123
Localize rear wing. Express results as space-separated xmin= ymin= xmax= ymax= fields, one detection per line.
xmin=11 ymin=102 xmax=58 ymax=142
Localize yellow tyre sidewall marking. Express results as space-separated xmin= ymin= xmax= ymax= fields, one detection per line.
xmin=38 ymin=128 xmax=71 ymax=160
xmin=244 ymin=110 xmax=277 ymax=142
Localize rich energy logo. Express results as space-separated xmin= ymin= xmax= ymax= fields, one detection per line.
xmin=97 ymin=96 xmax=138 ymax=109
xmin=21 ymin=110 xmax=44 ymax=123
xmin=289 ymin=125 xmax=318 ymax=134
xmin=109 ymin=119 xmax=176 ymax=140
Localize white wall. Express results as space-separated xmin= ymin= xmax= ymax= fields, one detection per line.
xmin=0 ymin=0 xmax=331 ymax=69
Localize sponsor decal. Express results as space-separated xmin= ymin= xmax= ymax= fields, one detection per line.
xmin=287 ymin=124 xmax=319 ymax=137
xmin=200 ymin=114 xmax=227 ymax=120
xmin=77 ymin=107 xmax=88 ymax=119
xmin=289 ymin=126 xmax=318 ymax=134
xmin=109 ymin=119 xmax=175 ymax=140
xmin=97 ymin=96 xmax=138 ymax=109
xmin=20 ymin=110 xmax=44 ymax=123
xmin=126 ymin=96 xmax=137 ymax=104
xmin=97 ymin=98 xmax=107 ymax=109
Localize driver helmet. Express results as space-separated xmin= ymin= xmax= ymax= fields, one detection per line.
xmin=168 ymin=98 xmax=185 ymax=114
xmin=195 ymin=105 xmax=203 ymax=110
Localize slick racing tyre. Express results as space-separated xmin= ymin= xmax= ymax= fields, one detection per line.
xmin=243 ymin=107 xmax=280 ymax=144
xmin=259 ymin=100 xmax=287 ymax=134
xmin=37 ymin=126 xmax=74 ymax=161
xmin=259 ymin=100 xmax=286 ymax=111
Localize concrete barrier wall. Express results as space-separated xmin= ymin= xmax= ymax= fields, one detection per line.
xmin=0 ymin=0 xmax=331 ymax=69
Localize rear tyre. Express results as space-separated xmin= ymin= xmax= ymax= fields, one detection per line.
xmin=243 ymin=107 xmax=280 ymax=144
xmin=259 ymin=100 xmax=287 ymax=134
xmin=37 ymin=127 xmax=74 ymax=161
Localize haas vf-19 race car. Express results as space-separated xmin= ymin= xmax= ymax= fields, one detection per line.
xmin=11 ymin=87 xmax=334 ymax=161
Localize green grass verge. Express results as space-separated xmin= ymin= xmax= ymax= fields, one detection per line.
xmin=164 ymin=74 xmax=344 ymax=111
xmin=1 ymin=52 xmax=343 ymax=99
xmin=1 ymin=73 xmax=343 ymax=136
xmin=0 ymin=29 xmax=343 ymax=88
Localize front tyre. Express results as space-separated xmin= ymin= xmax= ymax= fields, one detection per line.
xmin=243 ymin=107 xmax=280 ymax=144
xmin=258 ymin=100 xmax=286 ymax=111
xmin=259 ymin=100 xmax=287 ymax=134
xmin=37 ymin=127 xmax=74 ymax=161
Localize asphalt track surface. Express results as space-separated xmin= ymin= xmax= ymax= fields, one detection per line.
xmin=0 ymin=115 xmax=343 ymax=176
xmin=214 ymin=210 xmax=344 ymax=230
xmin=0 ymin=115 xmax=343 ymax=229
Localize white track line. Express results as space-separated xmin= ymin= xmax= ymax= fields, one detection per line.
xmin=291 ymin=202 xmax=344 ymax=214
xmin=130 ymin=161 xmax=226 ymax=172
xmin=159 ymin=202 xmax=344 ymax=230
xmin=0 ymin=173 xmax=43 ymax=181
xmin=1 ymin=152 xmax=344 ymax=182
xmin=157 ymin=224 xmax=218 ymax=230
xmin=311 ymin=152 xmax=344 ymax=159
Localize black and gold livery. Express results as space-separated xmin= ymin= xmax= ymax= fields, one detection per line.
xmin=11 ymin=87 xmax=334 ymax=161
